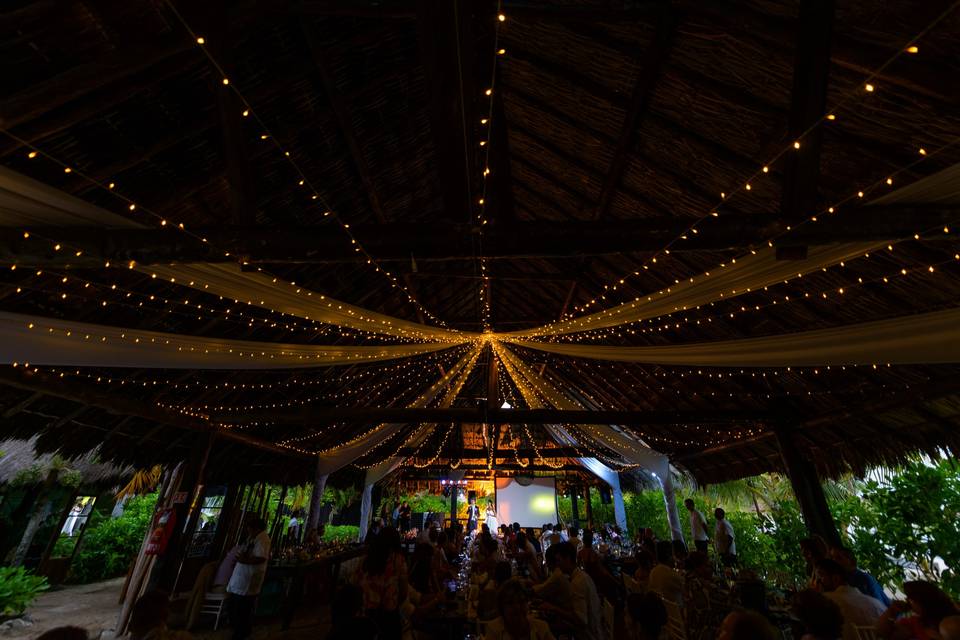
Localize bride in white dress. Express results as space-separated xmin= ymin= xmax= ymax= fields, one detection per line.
xmin=485 ymin=503 xmax=499 ymax=533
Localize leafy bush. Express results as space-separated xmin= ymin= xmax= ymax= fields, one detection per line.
xmin=322 ymin=525 xmax=359 ymax=542
xmin=67 ymin=493 xmax=158 ymax=584
xmin=0 ymin=566 xmax=48 ymax=617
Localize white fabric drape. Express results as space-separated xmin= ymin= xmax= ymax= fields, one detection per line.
xmin=357 ymin=345 xmax=482 ymax=535
xmin=0 ymin=166 xmax=468 ymax=342
xmin=510 ymin=306 xmax=960 ymax=366
xmin=314 ymin=344 xmax=481 ymax=477
xmin=497 ymin=344 xmax=670 ymax=477
xmin=0 ymin=311 xmax=456 ymax=369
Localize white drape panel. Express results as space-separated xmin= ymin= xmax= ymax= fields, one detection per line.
xmin=0 ymin=311 xmax=455 ymax=368
xmin=315 ymin=344 xmax=480 ymax=478
xmin=0 ymin=166 xmax=468 ymax=342
xmin=504 ymin=242 xmax=881 ymax=338
xmin=142 ymin=263 xmax=468 ymax=343
xmin=358 ymin=346 xmax=482 ymax=534
xmin=497 ymin=345 xmax=671 ymax=477
xmin=510 ymin=306 xmax=960 ymax=366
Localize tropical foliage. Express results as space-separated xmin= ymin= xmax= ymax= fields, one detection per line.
xmin=65 ymin=492 xmax=158 ymax=584
xmin=0 ymin=566 xmax=48 ymax=617
xmin=322 ymin=525 xmax=360 ymax=542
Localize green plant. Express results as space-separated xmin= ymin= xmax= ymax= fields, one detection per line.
xmin=67 ymin=493 xmax=158 ymax=584
xmin=322 ymin=525 xmax=359 ymax=542
xmin=0 ymin=566 xmax=48 ymax=617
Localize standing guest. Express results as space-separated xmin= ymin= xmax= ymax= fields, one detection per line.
xmin=830 ymin=545 xmax=891 ymax=607
xmin=287 ymin=511 xmax=300 ymax=544
xmin=398 ymin=502 xmax=411 ymax=533
xmin=539 ymin=523 xmax=553 ymax=551
xmin=355 ymin=527 xmax=407 ymax=640
xmin=792 ymin=589 xmax=845 ymax=640
xmin=485 ymin=578 xmax=556 ymax=640
xmin=684 ymin=499 xmax=710 ymax=553
xmin=226 ymin=516 xmax=271 ymax=640
xmin=877 ymin=580 xmax=959 ymax=640
xmin=391 ymin=502 xmax=400 ymax=529
xmin=553 ymin=541 xmax=604 ymax=640
xmin=626 ymin=592 xmax=668 ymax=640
xmin=466 ymin=498 xmax=480 ymax=535
xmin=558 ymin=522 xmax=569 ymax=542
xmin=717 ymin=610 xmax=778 ymax=640
xmin=648 ymin=540 xmax=684 ymax=604
xmin=815 ymin=558 xmax=885 ymax=640
xmin=682 ymin=551 xmax=731 ymax=640
xmin=713 ymin=508 xmax=737 ymax=566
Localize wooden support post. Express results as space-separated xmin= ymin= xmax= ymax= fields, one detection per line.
xmin=450 ymin=487 xmax=458 ymax=530
xmin=584 ymin=485 xmax=594 ymax=531
xmin=307 ymin=461 xmax=329 ymax=533
xmin=773 ymin=426 xmax=841 ymax=546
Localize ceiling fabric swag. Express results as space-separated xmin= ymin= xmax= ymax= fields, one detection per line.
xmin=142 ymin=263 xmax=470 ymax=343
xmin=0 ymin=166 xmax=467 ymax=342
xmin=504 ymin=162 xmax=960 ymax=340
xmin=503 ymin=242 xmax=880 ymax=338
xmin=496 ymin=342 xmax=670 ymax=477
xmin=310 ymin=343 xmax=482 ymax=477
xmin=510 ymin=306 xmax=960 ymax=367
xmin=0 ymin=311 xmax=456 ymax=369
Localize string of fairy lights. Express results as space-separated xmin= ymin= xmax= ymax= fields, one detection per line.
xmin=158 ymin=0 xmax=450 ymax=329
xmin=544 ymin=5 xmax=960 ymax=328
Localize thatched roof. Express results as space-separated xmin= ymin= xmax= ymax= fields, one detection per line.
xmin=0 ymin=437 xmax=132 ymax=488
xmin=1 ymin=0 xmax=959 ymax=486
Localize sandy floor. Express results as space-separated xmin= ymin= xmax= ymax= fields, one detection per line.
xmin=9 ymin=579 xmax=331 ymax=639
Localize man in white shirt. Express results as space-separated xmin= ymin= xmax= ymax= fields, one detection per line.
xmin=816 ymin=558 xmax=886 ymax=640
xmin=647 ymin=540 xmax=685 ymax=605
xmin=226 ymin=516 xmax=271 ymax=640
xmin=684 ymin=499 xmax=710 ymax=554
xmin=714 ymin=508 xmax=736 ymax=566
xmin=554 ymin=542 xmax=603 ymax=640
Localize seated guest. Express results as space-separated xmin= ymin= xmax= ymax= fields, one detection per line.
xmin=326 ymin=585 xmax=379 ymax=640
xmin=515 ymin=531 xmax=543 ymax=580
xmin=553 ymin=541 xmax=603 ymax=640
xmin=485 ymin=578 xmax=555 ymax=640
xmin=533 ymin=545 xmax=574 ymax=612
xmin=577 ymin=529 xmax=618 ymax=603
xmin=800 ymin=536 xmax=829 ymax=585
xmin=526 ymin=527 xmax=542 ymax=555
xmin=627 ymin=549 xmax=654 ymax=594
xmin=478 ymin=561 xmax=514 ymax=621
xmin=626 ymin=592 xmax=668 ymax=640
xmin=717 ymin=610 xmax=778 ymax=640
xmin=815 ymin=559 xmax=885 ymax=640
xmin=829 ymin=545 xmax=891 ymax=607
xmin=877 ymin=580 xmax=959 ymax=640
xmin=409 ymin=542 xmax=441 ymax=597
xmin=682 ymin=551 xmax=731 ymax=640
xmin=792 ymin=589 xmax=845 ymax=640
xmin=672 ymin=539 xmax=689 ymax=567
xmin=648 ymin=540 xmax=684 ymax=605
xmin=558 ymin=522 xmax=569 ymax=542
xmin=940 ymin=616 xmax=960 ymax=640
xmin=567 ymin=525 xmax=582 ymax=551
xmin=355 ymin=527 xmax=407 ymax=640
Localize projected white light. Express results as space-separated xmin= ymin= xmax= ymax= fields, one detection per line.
xmin=496 ymin=477 xmax=558 ymax=527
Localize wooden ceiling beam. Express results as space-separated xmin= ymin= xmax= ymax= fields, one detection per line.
xmin=5 ymin=204 xmax=956 ymax=266
xmin=218 ymin=406 xmax=770 ymax=425
xmin=593 ymin=5 xmax=678 ymax=220
xmin=0 ymin=367 xmax=310 ymax=459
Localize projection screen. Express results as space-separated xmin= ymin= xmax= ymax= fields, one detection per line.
xmin=494 ymin=477 xmax=559 ymax=528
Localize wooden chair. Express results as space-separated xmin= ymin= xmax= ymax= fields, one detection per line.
xmin=853 ymin=625 xmax=879 ymax=640
xmin=662 ymin=598 xmax=688 ymax=640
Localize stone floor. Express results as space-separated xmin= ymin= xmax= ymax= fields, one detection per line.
xmin=5 ymin=579 xmax=331 ymax=639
